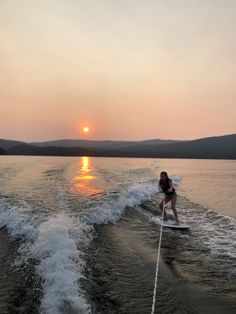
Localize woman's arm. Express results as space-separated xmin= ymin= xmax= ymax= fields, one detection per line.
xmin=167 ymin=179 xmax=174 ymax=192
xmin=158 ymin=181 xmax=163 ymax=193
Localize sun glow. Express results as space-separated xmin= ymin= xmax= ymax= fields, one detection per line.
xmin=83 ymin=126 xmax=90 ymax=133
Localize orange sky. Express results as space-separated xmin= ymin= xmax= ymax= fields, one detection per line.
xmin=0 ymin=0 xmax=235 ymax=141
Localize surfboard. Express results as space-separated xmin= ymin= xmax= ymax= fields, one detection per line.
xmin=151 ymin=217 xmax=190 ymax=230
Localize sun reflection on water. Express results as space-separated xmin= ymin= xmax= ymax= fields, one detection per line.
xmin=72 ymin=156 xmax=103 ymax=196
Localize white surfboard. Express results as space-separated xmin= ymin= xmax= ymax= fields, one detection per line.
xmin=151 ymin=217 xmax=190 ymax=230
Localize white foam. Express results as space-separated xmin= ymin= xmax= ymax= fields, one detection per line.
xmin=32 ymin=215 xmax=91 ymax=314
xmin=0 ymin=200 xmax=37 ymax=241
xmin=86 ymin=181 xmax=157 ymax=224
xmin=0 ymin=199 xmax=91 ymax=314
xmin=170 ymin=175 xmax=182 ymax=185
xmin=176 ymin=206 xmax=236 ymax=260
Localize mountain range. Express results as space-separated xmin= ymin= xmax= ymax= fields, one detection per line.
xmin=0 ymin=134 xmax=235 ymax=159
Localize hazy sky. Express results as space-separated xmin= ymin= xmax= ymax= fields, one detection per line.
xmin=0 ymin=0 xmax=235 ymax=141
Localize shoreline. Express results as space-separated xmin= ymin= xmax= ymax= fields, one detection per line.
xmin=1 ymin=154 xmax=236 ymax=160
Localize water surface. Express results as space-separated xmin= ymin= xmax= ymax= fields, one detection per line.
xmin=0 ymin=156 xmax=235 ymax=313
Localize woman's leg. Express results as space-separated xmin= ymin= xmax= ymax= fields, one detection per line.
xmin=159 ymin=196 xmax=171 ymax=221
xmin=171 ymin=194 xmax=179 ymax=224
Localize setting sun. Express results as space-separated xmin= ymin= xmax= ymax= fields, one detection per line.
xmin=83 ymin=127 xmax=90 ymax=133
xmin=78 ymin=124 xmax=92 ymax=137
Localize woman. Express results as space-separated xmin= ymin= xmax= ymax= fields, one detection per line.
xmin=158 ymin=171 xmax=180 ymax=225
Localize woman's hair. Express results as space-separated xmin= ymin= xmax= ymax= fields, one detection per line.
xmin=160 ymin=171 xmax=168 ymax=177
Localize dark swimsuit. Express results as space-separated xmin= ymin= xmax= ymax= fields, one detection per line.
xmin=159 ymin=178 xmax=176 ymax=196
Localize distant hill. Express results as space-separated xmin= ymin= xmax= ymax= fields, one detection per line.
xmin=110 ymin=134 xmax=236 ymax=159
xmin=7 ymin=144 xmax=93 ymax=156
xmin=30 ymin=138 xmax=180 ymax=149
xmin=0 ymin=147 xmax=6 ymax=155
xmin=1 ymin=134 xmax=236 ymax=159
xmin=0 ymin=139 xmax=26 ymax=150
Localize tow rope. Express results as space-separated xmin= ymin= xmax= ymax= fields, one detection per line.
xmin=151 ymin=199 xmax=165 ymax=314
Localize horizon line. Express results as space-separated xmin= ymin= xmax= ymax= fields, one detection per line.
xmin=1 ymin=132 xmax=236 ymax=144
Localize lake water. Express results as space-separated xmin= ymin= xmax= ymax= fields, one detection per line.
xmin=0 ymin=156 xmax=235 ymax=313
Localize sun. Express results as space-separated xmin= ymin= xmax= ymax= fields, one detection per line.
xmin=83 ymin=126 xmax=90 ymax=133
xmin=78 ymin=124 xmax=92 ymax=136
